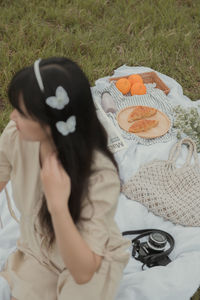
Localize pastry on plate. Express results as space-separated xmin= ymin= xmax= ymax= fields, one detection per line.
xmin=128 ymin=106 xmax=157 ymax=122
xmin=129 ymin=119 xmax=159 ymax=133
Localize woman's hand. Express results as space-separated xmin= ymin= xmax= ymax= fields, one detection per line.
xmin=40 ymin=152 xmax=71 ymax=215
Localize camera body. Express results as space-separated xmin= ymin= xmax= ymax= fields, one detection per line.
xmin=134 ymin=232 xmax=172 ymax=267
xmin=122 ymin=228 xmax=175 ymax=269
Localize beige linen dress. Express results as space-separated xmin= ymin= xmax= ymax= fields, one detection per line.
xmin=0 ymin=120 xmax=130 ymax=300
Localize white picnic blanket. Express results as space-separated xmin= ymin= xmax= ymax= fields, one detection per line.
xmin=0 ymin=66 xmax=200 ymax=299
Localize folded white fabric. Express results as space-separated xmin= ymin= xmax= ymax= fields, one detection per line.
xmin=108 ymin=66 xmax=200 ymax=300
xmin=122 ymin=137 xmax=200 ymax=227
xmin=0 ymin=182 xmax=20 ymax=270
xmin=0 ymin=182 xmax=20 ymax=300
xmin=115 ymin=195 xmax=200 ymax=300
xmin=0 ymin=66 xmax=200 ymax=300
xmin=0 ymin=276 xmax=11 ymax=300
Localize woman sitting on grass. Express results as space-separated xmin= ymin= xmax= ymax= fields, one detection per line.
xmin=0 ymin=57 xmax=130 ymax=300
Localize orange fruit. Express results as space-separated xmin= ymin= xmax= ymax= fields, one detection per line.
xmin=115 ymin=78 xmax=131 ymax=95
xmin=131 ymin=82 xmax=147 ymax=95
xmin=128 ymin=74 xmax=143 ymax=86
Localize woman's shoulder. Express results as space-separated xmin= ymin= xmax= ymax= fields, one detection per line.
xmin=0 ymin=120 xmax=38 ymax=160
xmin=91 ymin=150 xmax=118 ymax=173
xmin=1 ymin=120 xmax=17 ymax=135
xmin=0 ymin=120 xmax=19 ymax=148
xmin=82 ymin=150 xmax=120 ymax=210
xmin=89 ymin=150 xmax=120 ymax=188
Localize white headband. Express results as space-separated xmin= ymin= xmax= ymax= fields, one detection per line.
xmin=34 ymin=59 xmax=45 ymax=92
xmin=33 ymin=58 xmax=76 ymax=136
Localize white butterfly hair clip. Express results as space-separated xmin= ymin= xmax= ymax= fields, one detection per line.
xmin=46 ymin=86 xmax=69 ymax=110
xmin=56 ymin=115 xmax=76 ymax=136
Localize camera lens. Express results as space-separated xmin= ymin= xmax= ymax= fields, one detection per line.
xmin=147 ymin=232 xmax=167 ymax=251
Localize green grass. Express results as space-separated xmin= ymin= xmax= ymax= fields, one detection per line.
xmin=0 ymin=1 xmax=200 ymax=298
xmin=0 ymin=0 xmax=200 ymax=132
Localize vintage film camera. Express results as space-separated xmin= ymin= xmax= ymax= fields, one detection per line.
xmin=122 ymin=229 xmax=175 ymax=269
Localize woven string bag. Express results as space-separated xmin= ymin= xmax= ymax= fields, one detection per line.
xmin=122 ymin=138 xmax=200 ymax=226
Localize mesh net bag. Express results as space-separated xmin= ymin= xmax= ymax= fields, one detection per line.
xmin=122 ymin=138 xmax=200 ymax=226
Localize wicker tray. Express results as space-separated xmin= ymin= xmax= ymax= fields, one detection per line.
xmin=109 ymin=71 xmax=170 ymax=95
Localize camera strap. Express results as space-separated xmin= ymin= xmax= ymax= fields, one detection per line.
xmin=122 ymin=229 xmax=175 ymax=269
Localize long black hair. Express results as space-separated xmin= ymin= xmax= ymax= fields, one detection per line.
xmin=8 ymin=57 xmax=118 ymax=248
